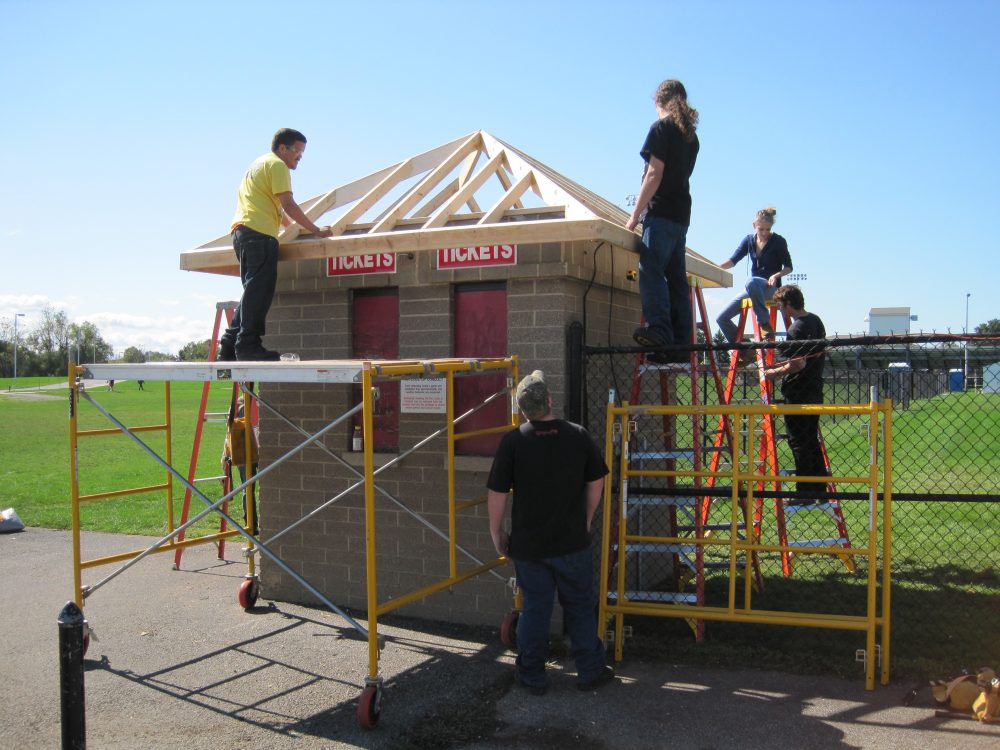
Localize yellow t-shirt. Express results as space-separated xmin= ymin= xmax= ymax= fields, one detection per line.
xmin=231 ymin=152 xmax=292 ymax=238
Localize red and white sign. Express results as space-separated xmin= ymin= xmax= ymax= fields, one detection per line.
xmin=436 ymin=245 xmax=517 ymax=270
xmin=327 ymin=253 xmax=396 ymax=277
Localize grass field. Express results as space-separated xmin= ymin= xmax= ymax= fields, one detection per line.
xmin=0 ymin=379 xmax=234 ymax=536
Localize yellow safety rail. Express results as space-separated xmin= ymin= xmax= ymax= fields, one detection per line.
xmin=360 ymin=356 xmax=520 ymax=686
xmin=67 ymin=363 xmax=245 ymax=608
xmin=68 ymin=355 xmax=521 ymax=725
xmin=599 ymin=397 xmax=893 ymax=690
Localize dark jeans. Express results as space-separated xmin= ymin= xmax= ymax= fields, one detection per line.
xmin=222 ymin=226 xmax=279 ymax=351
xmin=639 ymin=215 xmax=692 ymax=345
xmin=783 ymin=413 xmax=829 ymax=495
xmin=513 ymin=547 xmax=606 ymax=689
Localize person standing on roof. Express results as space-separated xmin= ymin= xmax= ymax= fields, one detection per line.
xmin=627 ymin=79 xmax=700 ymax=364
xmin=219 ymin=128 xmax=333 ymax=362
xmin=487 ymin=370 xmax=614 ymax=695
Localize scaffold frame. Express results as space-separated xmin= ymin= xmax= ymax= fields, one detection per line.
xmin=67 ymin=355 xmax=520 ymax=728
xmin=598 ymin=397 xmax=893 ymax=691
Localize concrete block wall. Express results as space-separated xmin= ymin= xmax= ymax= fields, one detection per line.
xmin=256 ymin=240 xmax=642 ymax=626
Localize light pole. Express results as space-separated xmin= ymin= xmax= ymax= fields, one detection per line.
xmin=964 ymin=292 xmax=971 ymax=385
xmin=12 ymin=313 xmax=25 ymax=391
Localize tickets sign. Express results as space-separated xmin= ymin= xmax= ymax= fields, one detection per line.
xmin=327 ymin=253 xmax=396 ymax=277
xmin=436 ymin=245 xmax=517 ymax=270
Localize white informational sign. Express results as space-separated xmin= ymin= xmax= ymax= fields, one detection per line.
xmin=400 ymin=378 xmax=448 ymax=413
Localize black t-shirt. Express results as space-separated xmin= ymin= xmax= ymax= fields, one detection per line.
xmin=640 ymin=117 xmax=700 ymax=226
xmin=780 ymin=312 xmax=826 ymax=404
xmin=487 ymin=419 xmax=609 ymax=561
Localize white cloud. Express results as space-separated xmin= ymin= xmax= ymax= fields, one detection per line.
xmin=2 ymin=292 xmax=217 ymax=357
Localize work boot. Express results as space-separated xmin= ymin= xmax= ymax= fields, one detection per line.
xmin=577 ymin=665 xmax=616 ymax=691
xmin=236 ymin=345 xmax=282 ymax=362
xmin=217 ymin=340 xmax=237 ymax=362
xmin=633 ymin=326 xmax=668 ymax=347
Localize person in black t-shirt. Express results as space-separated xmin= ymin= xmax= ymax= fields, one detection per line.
xmin=627 ymin=80 xmax=700 ymax=363
xmin=487 ymin=370 xmax=613 ymax=694
xmin=763 ymin=285 xmax=829 ymax=503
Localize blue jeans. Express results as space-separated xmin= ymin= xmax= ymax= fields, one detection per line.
xmin=513 ymin=547 xmax=606 ymax=688
xmin=717 ymin=277 xmax=776 ymax=343
xmin=639 ymin=216 xmax=692 ymax=345
xmin=222 ymin=226 xmax=279 ymax=351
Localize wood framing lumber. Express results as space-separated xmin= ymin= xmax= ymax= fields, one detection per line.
xmin=371 ymin=133 xmax=483 ymax=234
xmin=178 ymin=217 xmax=732 ymax=288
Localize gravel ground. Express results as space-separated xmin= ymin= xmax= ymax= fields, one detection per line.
xmin=1 ymin=527 xmax=997 ymax=749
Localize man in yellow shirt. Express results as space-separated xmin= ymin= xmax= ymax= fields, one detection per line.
xmin=219 ymin=128 xmax=332 ymax=361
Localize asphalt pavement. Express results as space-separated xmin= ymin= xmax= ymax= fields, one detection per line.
xmin=1 ymin=527 xmax=997 ymax=749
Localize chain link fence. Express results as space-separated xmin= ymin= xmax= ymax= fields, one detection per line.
xmin=572 ymin=333 xmax=1000 ymax=680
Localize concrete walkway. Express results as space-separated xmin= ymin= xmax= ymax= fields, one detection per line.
xmin=1 ymin=528 xmax=996 ymax=749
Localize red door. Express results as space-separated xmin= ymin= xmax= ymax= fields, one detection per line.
xmin=352 ymin=288 xmax=399 ymax=451
xmin=453 ymin=282 xmax=507 ymax=456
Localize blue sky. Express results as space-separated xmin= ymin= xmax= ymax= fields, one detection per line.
xmin=2 ymin=0 xmax=997 ymax=354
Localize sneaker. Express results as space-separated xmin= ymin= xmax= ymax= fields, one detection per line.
xmin=633 ymin=326 xmax=668 ymax=347
xmin=758 ymin=323 xmax=775 ymax=340
xmin=514 ymin=671 xmax=548 ymax=696
xmin=737 ymin=349 xmax=756 ymax=367
xmin=235 ymin=346 xmax=282 ymax=362
xmin=577 ymin=665 xmax=615 ymax=691
xmin=217 ymin=341 xmax=237 ymax=362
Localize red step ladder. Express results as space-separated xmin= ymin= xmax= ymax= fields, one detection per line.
xmin=702 ymin=298 xmax=852 ymax=577
xmin=173 ymin=302 xmax=259 ymax=569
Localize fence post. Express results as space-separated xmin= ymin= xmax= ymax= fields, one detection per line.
xmin=566 ymin=321 xmax=584 ymax=425
xmin=58 ymin=601 xmax=86 ymax=750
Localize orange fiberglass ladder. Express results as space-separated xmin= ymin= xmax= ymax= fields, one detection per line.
xmin=173 ymin=302 xmax=259 ymax=571
xmin=700 ymin=297 xmax=853 ymax=577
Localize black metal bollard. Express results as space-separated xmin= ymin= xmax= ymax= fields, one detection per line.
xmin=58 ymin=601 xmax=86 ymax=750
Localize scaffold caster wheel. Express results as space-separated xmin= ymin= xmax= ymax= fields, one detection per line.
xmin=238 ymin=578 xmax=260 ymax=610
xmin=500 ymin=610 xmax=519 ymax=650
xmin=357 ymin=683 xmax=383 ymax=729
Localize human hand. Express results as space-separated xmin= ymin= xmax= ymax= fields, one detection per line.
xmin=767 ymin=273 xmax=781 ymax=286
xmin=625 ymin=215 xmax=640 ymax=233
xmin=492 ymin=529 xmax=509 ymax=557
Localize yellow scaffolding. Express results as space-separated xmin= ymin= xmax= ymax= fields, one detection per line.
xmin=67 ymin=355 xmax=520 ymax=728
xmin=599 ymin=397 xmax=893 ymax=690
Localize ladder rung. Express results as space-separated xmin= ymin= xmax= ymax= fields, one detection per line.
xmin=626 ymin=496 xmax=698 ymax=508
xmin=607 ymin=590 xmax=697 ymax=604
xmin=625 ymin=542 xmax=694 ymax=554
xmin=192 ymin=475 xmax=227 ymax=484
xmin=786 ymin=538 xmax=848 ymax=548
xmin=632 ymin=450 xmax=695 ymax=461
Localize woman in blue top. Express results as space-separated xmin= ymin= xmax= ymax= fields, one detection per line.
xmin=716 ymin=207 xmax=793 ymax=343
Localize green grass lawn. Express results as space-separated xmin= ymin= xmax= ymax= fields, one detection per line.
xmin=0 ymin=375 xmax=66 ymax=391
xmin=0 ymin=379 xmax=234 ymax=536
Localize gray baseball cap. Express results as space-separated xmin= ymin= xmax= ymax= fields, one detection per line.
xmin=515 ymin=370 xmax=550 ymax=419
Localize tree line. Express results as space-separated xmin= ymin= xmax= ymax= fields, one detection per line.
xmin=0 ymin=306 xmax=211 ymax=377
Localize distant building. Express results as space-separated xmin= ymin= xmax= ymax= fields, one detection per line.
xmin=866 ymin=307 xmax=917 ymax=335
